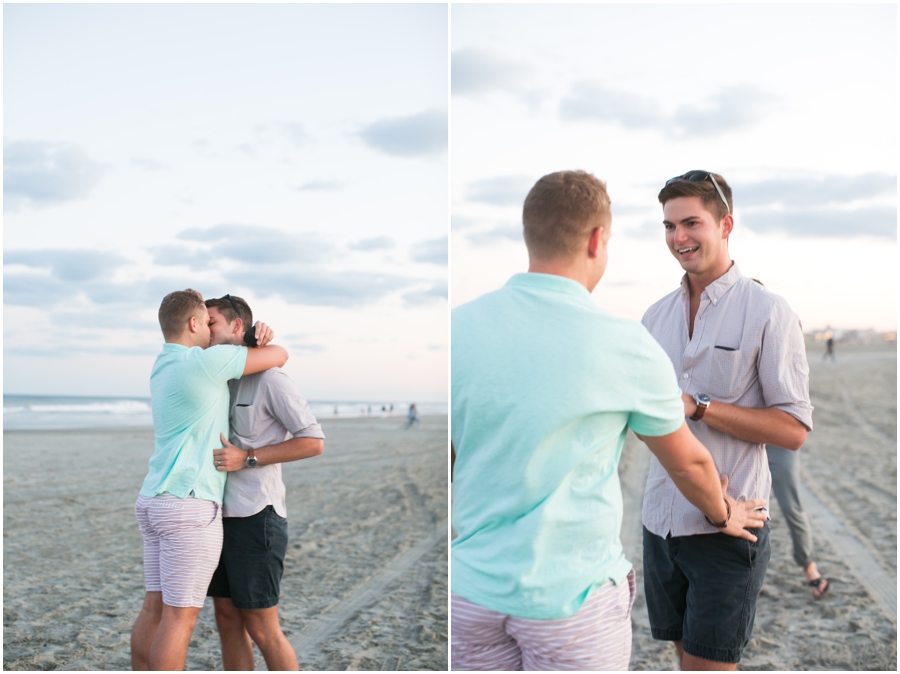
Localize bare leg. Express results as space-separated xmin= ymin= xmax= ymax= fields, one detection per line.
xmin=676 ymin=642 xmax=738 ymax=671
xmin=803 ymin=562 xmax=821 ymax=582
xmin=243 ymin=606 xmax=299 ymax=671
xmin=147 ymin=604 xmax=202 ymax=670
xmin=214 ymin=597 xmax=256 ymax=670
xmin=132 ymin=592 xmax=164 ymax=670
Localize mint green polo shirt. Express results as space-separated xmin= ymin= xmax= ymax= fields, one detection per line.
xmin=140 ymin=343 xmax=248 ymax=504
xmin=451 ymin=273 xmax=684 ymax=619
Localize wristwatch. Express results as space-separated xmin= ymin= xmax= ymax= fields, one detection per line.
xmin=691 ymin=392 xmax=711 ymax=421
xmin=245 ymin=449 xmax=258 ymax=468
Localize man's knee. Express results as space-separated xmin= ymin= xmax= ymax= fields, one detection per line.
xmin=161 ymin=603 xmax=201 ymax=630
xmin=241 ymin=607 xmax=283 ymax=647
xmin=214 ymin=598 xmax=244 ymax=632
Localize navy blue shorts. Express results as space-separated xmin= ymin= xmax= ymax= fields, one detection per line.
xmin=642 ymin=522 xmax=770 ymax=664
xmin=207 ymin=506 xmax=288 ymax=610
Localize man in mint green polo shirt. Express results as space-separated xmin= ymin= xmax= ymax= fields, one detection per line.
xmin=131 ymin=288 xmax=290 ymax=671
xmin=450 ymin=171 xmax=767 ymax=670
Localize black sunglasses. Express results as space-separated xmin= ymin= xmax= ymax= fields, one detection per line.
xmin=220 ymin=294 xmax=242 ymax=319
xmin=665 ymin=170 xmax=730 ymax=214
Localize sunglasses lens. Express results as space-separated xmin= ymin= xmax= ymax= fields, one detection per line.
xmin=683 ymin=171 xmax=710 ymax=182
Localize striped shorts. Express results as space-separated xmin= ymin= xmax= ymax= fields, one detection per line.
xmin=135 ymin=493 xmax=223 ymax=608
xmin=451 ymin=570 xmax=636 ymax=671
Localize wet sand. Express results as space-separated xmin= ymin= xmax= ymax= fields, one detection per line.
xmin=622 ymin=341 xmax=897 ymax=670
xmin=3 ymin=415 xmax=448 ymax=671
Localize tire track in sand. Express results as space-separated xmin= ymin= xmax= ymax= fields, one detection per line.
xmin=292 ymin=518 xmax=448 ymax=660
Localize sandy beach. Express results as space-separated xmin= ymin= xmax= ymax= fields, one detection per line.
xmin=621 ymin=341 xmax=897 ymax=670
xmin=3 ymin=414 xmax=448 ymax=671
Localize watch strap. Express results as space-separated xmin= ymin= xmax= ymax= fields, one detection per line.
xmin=691 ymin=396 xmax=709 ymax=421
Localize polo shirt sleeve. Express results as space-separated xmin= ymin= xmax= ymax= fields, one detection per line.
xmin=197 ymin=344 xmax=248 ymax=384
xmin=627 ymin=329 xmax=685 ymax=437
xmin=758 ymin=298 xmax=814 ymax=431
xmin=263 ymin=371 xmax=325 ymax=439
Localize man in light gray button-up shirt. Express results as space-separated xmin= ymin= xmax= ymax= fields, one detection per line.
xmin=204 ymin=294 xmax=325 ymax=671
xmin=640 ymin=171 xmax=813 ymax=671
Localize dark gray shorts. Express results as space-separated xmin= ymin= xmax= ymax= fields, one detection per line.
xmin=642 ymin=522 xmax=770 ymax=664
xmin=207 ymin=506 xmax=288 ymax=610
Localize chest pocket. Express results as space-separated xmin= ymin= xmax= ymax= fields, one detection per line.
xmin=705 ymin=347 xmax=755 ymax=403
xmin=232 ymin=404 xmax=259 ymax=437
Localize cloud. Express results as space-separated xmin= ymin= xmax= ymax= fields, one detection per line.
xmin=452 ymin=214 xmax=481 ymax=231
xmin=673 ymin=86 xmax=776 ymax=138
xmin=403 ymin=280 xmax=447 ymax=306
xmin=452 ymin=48 xmax=532 ymax=96
xmin=465 ymin=224 xmax=523 ymax=246
xmin=281 ymin=333 xmax=327 ymax=353
xmin=349 ymin=237 xmax=396 ymax=251
xmin=623 ymin=221 xmax=664 ymax=239
xmin=297 ymin=180 xmax=344 ymax=192
xmin=559 ymin=83 xmax=778 ymax=138
xmin=177 ymin=224 xmax=332 ymax=264
xmin=466 ymin=176 xmax=533 ymax=206
xmin=410 ymin=237 xmax=448 ymax=265
xmin=741 ymin=207 xmax=896 ymax=238
xmin=358 ymin=109 xmax=448 ymax=157
xmin=559 ymin=81 xmax=665 ymax=128
xmin=148 ymin=245 xmax=210 ymax=268
xmin=224 ymin=268 xmax=420 ymax=308
xmin=736 ymin=173 xmax=896 ymax=208
xmin=280 ymin=122 xmax=311 ymax=146
xmin=4 ymin=249 xmax=128 ymax=282
xmin=131 ymin=157 xmax=167 ymax=171
xmin=3 ymin=140 xmax=106 ymax=210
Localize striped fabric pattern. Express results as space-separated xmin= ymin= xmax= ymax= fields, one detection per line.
xmin=135 ymin=493 xmax=223 ymax=608
xmin=451 ymin=570 xmax=636 ymax=671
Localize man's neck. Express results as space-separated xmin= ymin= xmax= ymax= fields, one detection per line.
xmin=686 ymin=258 xmax=733 ymax=299
xmin=528 ymin=258 xmax=594 ymax=292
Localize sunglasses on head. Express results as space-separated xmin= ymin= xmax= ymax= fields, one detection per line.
xmin=665 ymin=170 xmax=730 ymax=214
xmin=220 ymin=294 xmax=242 ymax=319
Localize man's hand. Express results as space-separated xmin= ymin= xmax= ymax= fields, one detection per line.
xmin=717 ymin=475 xmax=768 ymax=542
xmin=213 ymin=433 xmax=248 ymax=472
xmin=252 ymin=322 xmax=274 ymax=347
xmin=682 ymin=392 xmax=697 ymax=418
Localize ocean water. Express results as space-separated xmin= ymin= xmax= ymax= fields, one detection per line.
xmin=3 ymin=395 xmax=446 ymax=431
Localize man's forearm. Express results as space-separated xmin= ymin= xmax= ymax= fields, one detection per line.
xmin=701 ymin=401 xmax=807 ymax=450
xmin=255 ymin=436 xmax=323 ymax=466
xmin=641 ymin=424 xmax=728 ymax=523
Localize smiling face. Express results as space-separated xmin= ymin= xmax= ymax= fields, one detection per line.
xmin=207 ymin=305 xmax=241 ymax=347
xmin=663 ymin=196 xmax=733 ymax=281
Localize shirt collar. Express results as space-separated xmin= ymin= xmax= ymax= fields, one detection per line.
xmin=679 ymin=261 xmax=743 ymax=304
xmin=506 ymin=272 xmax=593 ymax=300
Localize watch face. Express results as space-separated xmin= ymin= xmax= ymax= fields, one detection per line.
xmin=246 ymin=457 xmax=258 ymax=468
xmin=696 ymin=393 xmax=711 ymax=405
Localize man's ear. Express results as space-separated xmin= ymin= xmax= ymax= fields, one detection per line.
xmin=587 ymin=226 xmax=603 ymax=258
xmin=232 ymin=317 xmax=244 ymax=336
xmin=720 ymin=214 xmax=734 ymax=240
xmin=187 ymin=315 xmax=200 ymax=333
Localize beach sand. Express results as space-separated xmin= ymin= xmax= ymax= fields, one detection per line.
xmin=3 ymin=414 xmax=448 ymax=671
xmin=622 ymin=341 xmax=897 ymax=670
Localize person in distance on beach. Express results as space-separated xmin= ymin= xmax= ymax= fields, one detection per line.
xmin=132 ymin=289 xmax=287 ymax=671
xmin=450 ymin=170 xmax=767 ymax=670
xmin=204 ymin=294 xmax=325 ymax=671
xmin=640 ymin=171 xmax=814 ymax=670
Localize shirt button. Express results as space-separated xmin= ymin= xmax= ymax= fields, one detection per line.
xmin=682 ymin=373 xmax=689 ymax=379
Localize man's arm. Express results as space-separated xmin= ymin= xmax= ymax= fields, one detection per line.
xmin=214 ymin=433 xmax=322 ymax=471
xmin=243 ymin=345 xmax=288 ymax=375
xmin=639 ymin=423 xmax=768 ymax=541
xmin=682 ymin=394 xmax=808 ymax=450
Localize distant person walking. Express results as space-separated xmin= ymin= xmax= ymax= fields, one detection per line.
xmin=406 ymin=403 xmax=420 ymax=429
xmin=823 ymin=336 xmax=836 ymax=362
xmin=767 ymin=445 xmax=829 ymax=598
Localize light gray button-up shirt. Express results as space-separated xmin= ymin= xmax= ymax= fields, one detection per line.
xmin=224 ymin=367 xmax=325 ymax=519
xmin=640 ymin=262 xmax=814 ymax=537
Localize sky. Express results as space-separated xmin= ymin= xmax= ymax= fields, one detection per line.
xmin=451 ymin=4 xmax=897 ymax=333
xmin=4 ymin=4 xmax=448 ymax=401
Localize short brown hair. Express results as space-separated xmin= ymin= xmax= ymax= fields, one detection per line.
xmin=522 ymin=170 xmax=611 ymax=260
xmin=658 ymin=172 xmax=733 ymax=221
xmin=158 ymin=289 xmax=206 ymax=339
xmin=205 ymin=295 xmax=253 ymax=326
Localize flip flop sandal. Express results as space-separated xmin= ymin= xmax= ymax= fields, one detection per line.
xmin=809 ymin=577 xmax=829 ymax=599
